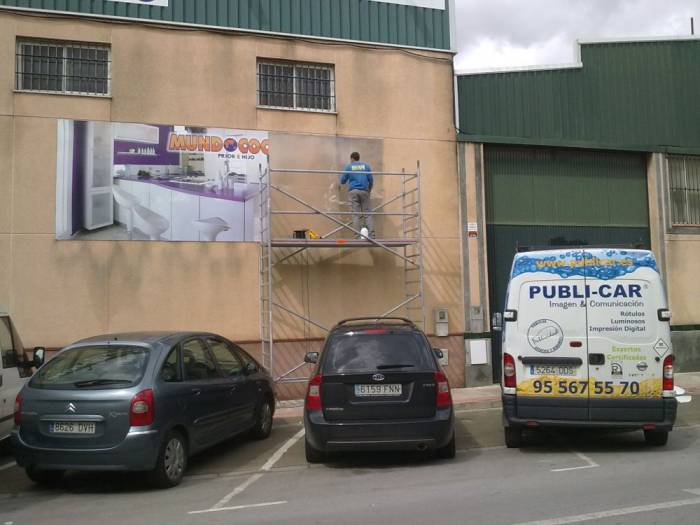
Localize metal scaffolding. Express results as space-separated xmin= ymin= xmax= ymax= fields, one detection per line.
xmin=258 ymin=163 xmax=424 ymax=382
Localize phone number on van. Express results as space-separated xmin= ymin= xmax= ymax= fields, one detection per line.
xmin=527 ymin=379 xmax=647 ymax=396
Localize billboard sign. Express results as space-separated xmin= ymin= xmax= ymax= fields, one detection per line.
xmin=371 ymin=0 xmax=445 ymax=9
xmin=55 ymin=120 xmax=267 ymax=243
xmin=107 ymin=0 xmax=169 ymax=7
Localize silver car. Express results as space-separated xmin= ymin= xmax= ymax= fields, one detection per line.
xmin=12 ymin=332 xmax=275 ymax=488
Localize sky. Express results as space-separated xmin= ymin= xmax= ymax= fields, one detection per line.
xmin=453 ymin=0 xmax=698 ymax=71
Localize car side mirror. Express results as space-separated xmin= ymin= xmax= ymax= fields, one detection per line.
xmin=304 ymin=352 xmax=319 ymax=364
xmin=33 ymin=347 xmax=46 ymax=368
xmin=433 ymin=348 xmax=444 ymax=360
xmin=244 ymin=362 xmax=257 ymax=375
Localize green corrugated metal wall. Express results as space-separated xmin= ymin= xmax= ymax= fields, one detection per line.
xmin=458 ymin=39 xmax=700 ymax=154
xmin=486 ymin=146 xmax=649 ymax=227
xmin=0 ymin=0 xmax=451 ymax=50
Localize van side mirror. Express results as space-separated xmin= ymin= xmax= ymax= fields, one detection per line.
xmin=492 ymin=312 xmax=503 ymax=332
xmin=33 ymin=347 xmax=46 ymax=368
xmin=433 ymin=348 xmax=444 ymax=360
xmin=304 ymin=352 xmax=319 ymax=364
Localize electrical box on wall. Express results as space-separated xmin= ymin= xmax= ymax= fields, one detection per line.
xmin=434 ymin=307 xmax=449 ymax=337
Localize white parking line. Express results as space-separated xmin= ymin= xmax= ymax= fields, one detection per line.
xmin=189 ymin=427 xmax=305 ymax=515
xmin=0 ymin=462 xmax=16 ymax=472
xmin=551 ymin=451 xmax=599 ymax=473
xmin=189 ymin=501 xmax=287 ymax=515
xmin=512 ymin=490 xmax=700 ymax=525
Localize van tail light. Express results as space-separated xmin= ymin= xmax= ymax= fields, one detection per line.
xmin=306 ymin=374 xmax=323 ymax=411
xmin=663 ymin=355 xmax=674 ymax=391
xmin=14 ymin=393 xmax=22 ymax=426
xmin=130 ymin=389 xmax=155 ymax=427
xmin=434 ymin=371 xmax=452 ymax=408
xmin=503 ymin=353 xmax=516 ymax=389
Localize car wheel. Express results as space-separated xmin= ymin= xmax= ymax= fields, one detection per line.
xmin=251 ymin=398 xmax=274 ymax=440
xmin=436 ymin=432 xmax=456 ymax=459
xmin=305 ymin=439 xmax=326 ymax=464
xmin=149 ymin=430 xmax=187 ymax=489
xmin=644 ymin=429 xmax=669 ymax=447
xmin=25 ymin=466 xmax=65 ymax=487
xmin=504 ymin=426 xmax=522 ymax=448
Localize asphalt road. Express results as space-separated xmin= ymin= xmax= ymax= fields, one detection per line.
xmin=1 ymin=395 xmax=699 ymax=525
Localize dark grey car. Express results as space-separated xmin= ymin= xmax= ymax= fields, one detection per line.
xmin=303 ymin=318 xmax=455 ymax=463
xmin=11 ymin=332 xmax=275 ymax=488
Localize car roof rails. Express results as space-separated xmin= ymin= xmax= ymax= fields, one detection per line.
xmin=333 ymin=317 xmax=418 ymax=329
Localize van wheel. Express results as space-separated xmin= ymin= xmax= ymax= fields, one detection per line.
xmin=437 ymin=432 xmax=456 ymax=459
xmin=644 ymin=429 xmax=669 ymax=446
xmin=149 ymin=430 xmax=187 ymax=489
xmin=250 ymin=399 xmax=274 ymax=440
xmin=25 ymin=466 xmax=65 ymax=487
xmin=504 ymin=426 xmax=522 ymax=448
xmin=305 ymin=439 xmax=326 ymax=463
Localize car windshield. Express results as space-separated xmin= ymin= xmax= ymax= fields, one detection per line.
xmin=322 ymin=332 xmax=434 ymax=374
xmin=30 ymin=345 xmax=149 ymax=389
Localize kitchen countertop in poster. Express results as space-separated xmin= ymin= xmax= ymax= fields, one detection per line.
xmin=115 ymin=176 xmax=257 ymax=203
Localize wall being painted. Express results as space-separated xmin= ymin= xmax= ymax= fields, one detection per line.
xmin=0 ymin=12 xmax=463 ymax=385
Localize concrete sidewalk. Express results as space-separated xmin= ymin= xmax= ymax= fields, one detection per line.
xmin=274 ymin=372 xmax=700 ymax=419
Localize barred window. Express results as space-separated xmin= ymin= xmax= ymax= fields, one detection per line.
xmin=669 ymin=155 xmax=700 ymax=226
xmin=16 ymin=39 xmax=110 ymax=96
xmin=257 ymin=60 xmax=335 ymax=112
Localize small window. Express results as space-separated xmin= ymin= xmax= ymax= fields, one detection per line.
xmin=161 ymin=347 xmax=182 ymax=383
xmin=669 ymin=155 xmax=700 ymax=227
xmin=207 ymin=339 xmax=244 ymax=377
xmin=257 ymin=60 xmax=335 ymax=112
xmin=182 ymin=339 xmax=220 ymax=381
xmin=16 ymin=39 xmax=110 ymax=96
xmin=234 ymin=347 xmax=259 ymax=373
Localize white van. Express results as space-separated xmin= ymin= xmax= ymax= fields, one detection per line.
xmin=0 ymin=310 xmax=44 ymax=442
xmin=499 ymin=249 xmax=676 ymax=447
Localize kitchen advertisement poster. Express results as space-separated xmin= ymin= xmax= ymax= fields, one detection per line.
xmin=55 ymin=120 xmax=268 ymax=242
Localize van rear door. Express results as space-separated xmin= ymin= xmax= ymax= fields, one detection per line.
xmin=513 ymin=258 xmax=590 ymax=421
xmin=584 ymin=249 xmax=668 ymax=422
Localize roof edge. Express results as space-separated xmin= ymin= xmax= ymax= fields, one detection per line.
xmin=456 ymin=33 xmax=698 ymax=77
xmin=455 ymin=62 xmax=582 ymax=76
xmin=0 ymin=5 xmax=456 ymax=55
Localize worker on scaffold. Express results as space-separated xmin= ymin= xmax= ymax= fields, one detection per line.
xmin=340 ymin=152 xmax=374 ymax=239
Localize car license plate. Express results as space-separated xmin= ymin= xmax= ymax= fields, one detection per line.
xmin=49 ymin=422 xmax=96 ymax=434
xmin=530 ymin=365 xmax=576 ymax=376
xmin=354 ymin=384 xmax=402 ymax=397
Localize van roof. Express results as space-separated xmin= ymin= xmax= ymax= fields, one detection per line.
xmin=511 ymin=248 xmax=659 ymax=280
xmin=513 ymin=248 xmax=653 ymax=261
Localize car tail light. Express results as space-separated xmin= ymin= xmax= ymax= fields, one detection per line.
xmin=503 ymin=353 xmax=516 ymax=389
xmin=14 ymin=393 xmax=22 ymax=426
xmin=663 ymin=355 xmax=674 ymax=391
xmin=130 ymin=389 xmax=154 ymax=426
xmin=434 ymin=371 xmax=452 ymax=408
xmin=306 ymin=374 xmax=323 ymax=411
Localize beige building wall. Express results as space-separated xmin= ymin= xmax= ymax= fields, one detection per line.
xmin=648 ymin=153 xmax=700 ymax=326
xmin=0 ymin=13 xmax=464 ymax=384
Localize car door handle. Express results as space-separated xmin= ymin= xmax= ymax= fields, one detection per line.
xmin=191 ymin=388 xmax=202 ymax=396
xmin=230 ymin=385 xmax=238 ymax=392
xmin=589 ymin=353 xmax=605 ymax=366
